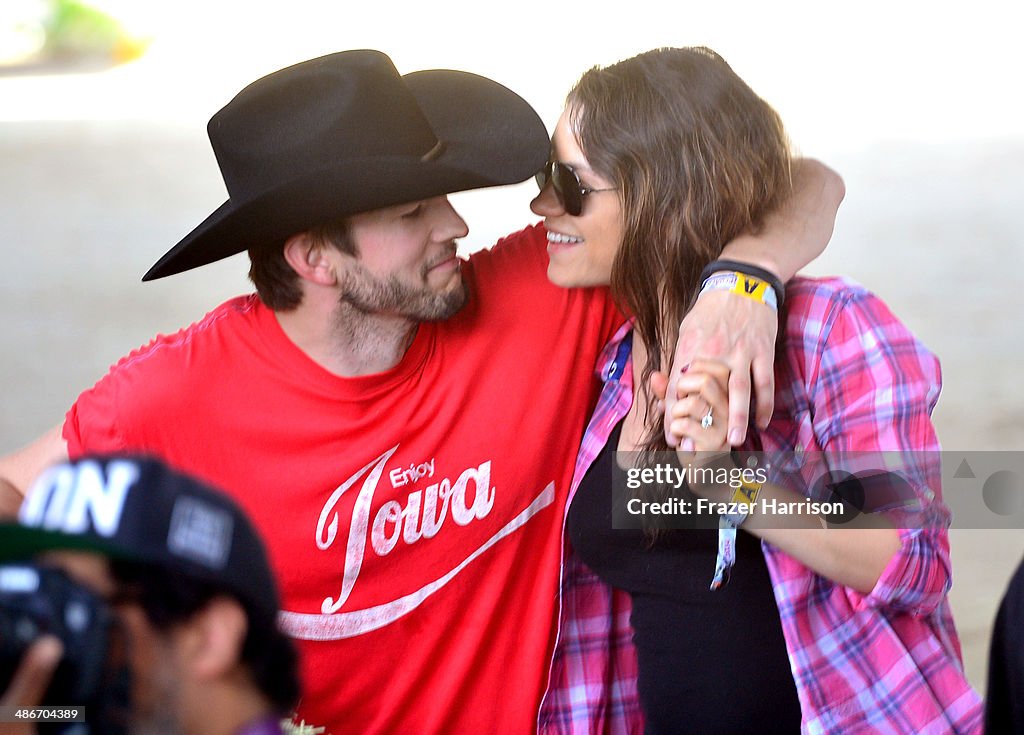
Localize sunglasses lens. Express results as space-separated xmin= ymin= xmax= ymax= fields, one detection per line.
xmin=536 ymin=161 xmax=583 ymax=216
xmin=552 ymin=163 xmax=583 ymax=215
xmin=534 ymin=163 xmax=550 ymax=191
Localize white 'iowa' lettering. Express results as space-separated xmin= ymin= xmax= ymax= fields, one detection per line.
xmin=313 ymin=446 xmax=497 ymax=616
xmin=280 ymin=480 xmax=554 ymax=640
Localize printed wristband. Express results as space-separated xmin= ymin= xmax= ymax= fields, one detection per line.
xmin=710 ymin=479 xmax=764 ymax=590
xmin=711 ymin=521 xmax=737 ymax=590
xmin=732 ymin=478 xmax=763 ymax=506
xmin=722 ymin=478 xmax=763 ymax=528
xmin=700 ymin=272 xmax=778 ymax=311
xmin=700 ymin=259 xmax=785 ymax=308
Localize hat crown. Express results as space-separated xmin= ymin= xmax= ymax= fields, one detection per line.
xmin=208 ymin=50 xmax=440 ymax=202
xmin=142 ymin=49 xmax=550 ymax=280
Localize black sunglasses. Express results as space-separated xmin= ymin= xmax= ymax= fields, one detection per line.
xmin=534 ymin=159 xmax=617 ymax=216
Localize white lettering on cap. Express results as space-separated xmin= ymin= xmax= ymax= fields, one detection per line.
xmin=168 ymin=496 xmax=233 ymax=569
xmin=20 ymin=460 xmax=139 ymax=538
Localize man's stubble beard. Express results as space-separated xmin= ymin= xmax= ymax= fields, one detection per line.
xmin=336 ymin=260 xmax=468 ymax=322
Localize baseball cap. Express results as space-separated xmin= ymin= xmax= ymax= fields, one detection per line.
xmin=0 ymin=455 xmax=280 ymax=621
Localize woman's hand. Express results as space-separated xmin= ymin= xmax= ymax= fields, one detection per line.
xmin=668 ymin=359 xmax=731 ymax=454
xmin=666 ymin=359 xmax=743 ymax=503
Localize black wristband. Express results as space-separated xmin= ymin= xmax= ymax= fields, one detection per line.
xmin=699 ymin=259 xmax=785 ymax=308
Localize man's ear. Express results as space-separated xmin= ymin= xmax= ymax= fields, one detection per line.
xmin=178 ymin=597 xmax=249 ymax=681
xmin=283 ymin=231 xmax=339 ymax=287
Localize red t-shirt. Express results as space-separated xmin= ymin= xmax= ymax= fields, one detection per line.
xmin=64 ymin=224 xmax=622 ymax=734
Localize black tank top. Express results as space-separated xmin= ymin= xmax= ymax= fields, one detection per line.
xmin=567 ymin=420 xmax=802 ymax=734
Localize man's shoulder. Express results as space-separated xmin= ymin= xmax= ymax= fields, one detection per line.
xmin=477 ymin=221 xmax=547 ymax=253
xmin=455 ymin=221 xmax=622 ymax=342
xmin=464 ymin=222 xmax=547 ymax=274
xmin=63 ymin=294 xmax=268 ymax=456
xmin=113 ymin=294 xmax=263 ymax=373
xmin=492 ymin=221 xmax=548 ymax=251
xmin=157 ymin=292 xmax=263 ymax=346
xmin=457 ymin=222 xmax=555 ymax=313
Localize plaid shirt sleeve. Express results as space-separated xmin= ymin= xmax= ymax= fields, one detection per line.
xmin=766 ymin=278 xmax=982 ymax=734
xmin=804 ymin=281 xmax=952 ymax=615
xmin=538 ymin=324 xmax=644 ymax=735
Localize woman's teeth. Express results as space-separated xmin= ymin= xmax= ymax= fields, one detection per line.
xmin=547 ymin=232 xmax=583 ymax=244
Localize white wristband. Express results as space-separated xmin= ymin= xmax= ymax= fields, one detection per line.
xmin=699 ymin=271 xmax=778 ymax=311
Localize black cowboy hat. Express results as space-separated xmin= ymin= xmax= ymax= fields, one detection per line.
xmin=142 ymin=49 xmax=549 ymax=280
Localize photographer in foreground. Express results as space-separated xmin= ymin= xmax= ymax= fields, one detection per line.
xmin=0 ymin=455 xmax=299 ymax=735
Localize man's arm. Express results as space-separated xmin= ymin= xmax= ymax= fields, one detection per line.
xmin=719 ymin=157 xmax=845 ymax=281
xmin=664 ymin=158 xmax=845 ymax=447
xmin=0 ymin=425 xmax=69 ymax=516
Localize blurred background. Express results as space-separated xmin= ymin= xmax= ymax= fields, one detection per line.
xmin=2 ymin=0 xmax=1022 ymax=695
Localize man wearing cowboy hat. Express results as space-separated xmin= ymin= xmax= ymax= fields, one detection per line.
xmin=0 ymin=50 xmax=842 ymax=732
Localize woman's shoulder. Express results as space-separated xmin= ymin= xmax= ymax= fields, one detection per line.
xmin=780 ymin=275 xmax=939 ymax=386
xmin=784 ymin=275 xmax=873 ymax=318
xmin=782 ymin=275 xmax=910 ymax=347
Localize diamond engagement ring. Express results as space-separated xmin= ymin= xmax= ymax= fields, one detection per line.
xmin=701 ymin=407 xmax=714 ymax=430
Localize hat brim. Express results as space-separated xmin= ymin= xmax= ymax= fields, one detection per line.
xmin=0 ymin=524 xmax=277 ymax=621
xmin=0 ymin=524 xmax=143 ymax=564
xmin=143 ymin=69 xmax=549 ymax=280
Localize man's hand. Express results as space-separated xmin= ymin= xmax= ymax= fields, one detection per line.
xmin=663 ymin=290 xmax=777 ymax=447
xmin=660 ymin=158 xmax=845 ymax=447
xmin=0 ymin=479 xmax=23 ymax=519
xmin=0 ymin=425 xmax=70 ymax=519
xmin=0 ymin=637 xmax=62 ymax=735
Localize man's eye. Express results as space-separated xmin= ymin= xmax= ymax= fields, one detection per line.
xmin=401 ymin=204 xmax=424 ymax=219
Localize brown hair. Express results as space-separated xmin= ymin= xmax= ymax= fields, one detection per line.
xmin=247 ymin=219 xmax=356 ymax=310
xmin=567 ymin=47 xmax=791 ymax=450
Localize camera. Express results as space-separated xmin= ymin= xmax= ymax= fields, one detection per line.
xmin=0 ymin=562 xmax=127 ymax=734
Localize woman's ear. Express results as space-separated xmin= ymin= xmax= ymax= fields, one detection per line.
xmin=282 ymin=231 xmax=338 ymax=287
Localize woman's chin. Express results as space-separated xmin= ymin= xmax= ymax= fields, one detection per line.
xmin=545 ymin=262 xmax=610 ymax=289
xmin=546 ymin=262 xmax=582 ymax=288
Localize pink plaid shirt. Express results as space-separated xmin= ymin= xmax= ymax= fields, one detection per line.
xmin=538 ymin=276 xmax=983 ymax=735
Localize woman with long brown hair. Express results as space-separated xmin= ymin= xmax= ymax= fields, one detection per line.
xmin=534 ymin=47 xmax=982 ymax=733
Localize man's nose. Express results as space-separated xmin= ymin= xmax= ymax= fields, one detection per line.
xmin=436 ymin=197 xmax=469 ymax=240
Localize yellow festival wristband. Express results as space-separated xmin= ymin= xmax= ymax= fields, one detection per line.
xmin=699 ymin=272 xmax=778 ymax=311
